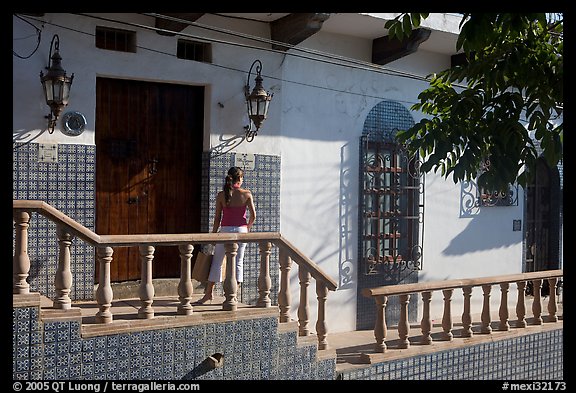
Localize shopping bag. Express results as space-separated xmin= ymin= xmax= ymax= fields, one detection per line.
xmin=192 ymin=245 xmax=214 ymax=282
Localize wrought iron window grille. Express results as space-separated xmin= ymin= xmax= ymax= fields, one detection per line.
xmin=359 ymin=132 xmax=424 ymax=280
xmin=475 ymin=158 xmax=519 ymax=207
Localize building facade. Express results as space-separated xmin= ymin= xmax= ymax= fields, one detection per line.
xmin=13 ymin=13 xmax=563 ymax=334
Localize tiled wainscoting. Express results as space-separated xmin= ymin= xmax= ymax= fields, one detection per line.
xmin=14 ymin=295 xmax=562 ymax=381
xmin=12 ymin=297 xmax=335 ymax=380
xmin=13 ymin=143 xmax=96 ymax=300
xmin=337 ymin=328 xmax=563 ymax=380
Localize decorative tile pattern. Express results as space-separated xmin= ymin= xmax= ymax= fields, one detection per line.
xmin=13 ymin=143 xmax=96 ymax=301
xmin=337 ymin=328 xmax=563 ymax=380
xmin=13 ymin=140 xmax=563 ymax=381
xmin=13 ymin=306 xmax=42 ymax=380
xmin=13 ymin=302 xmax=344 ymax=381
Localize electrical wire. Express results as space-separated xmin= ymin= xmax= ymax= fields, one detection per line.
xmin=15 ymin=12 xmax=436 ymax=107
xmin=12 ymin=13 xmax=43 ymax=59
xmin=142 ymin=12 xmax=429 ymax=82
xmin=14 ymin=13 xmax=561 ymax=121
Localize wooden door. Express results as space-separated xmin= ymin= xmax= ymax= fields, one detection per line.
xmin=95 ymin=77 xmax=204 ymax=282
xmin=525 ymin=159 xmax=552 ymax=273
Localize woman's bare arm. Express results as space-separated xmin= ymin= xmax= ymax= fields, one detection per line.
xmin=245 ymin=191 xmax=256 ymax=230
xmin=212 ymin=192 xmax=224 ymax=233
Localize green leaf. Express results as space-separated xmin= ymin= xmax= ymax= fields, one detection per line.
xmin=411 ymin=13 xmax=422 ymax=28
xmin=403 ymin=14 xmax=413 ymax=34
xmin=387 ymin=13 xmax=562 ymax=187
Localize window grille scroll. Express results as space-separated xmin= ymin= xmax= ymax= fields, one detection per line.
xmin=476 ymin=157 xmax=519 ymax=207
xmin=359 ymin=133 xmax=424 ymax=280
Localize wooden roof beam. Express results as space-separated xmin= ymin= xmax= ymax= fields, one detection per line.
xmin=271 ymin=13 xmax=331 ymax=51
xmin=372 ymin=28 xmax=431 ymax=65
xmin=155 ymin=13 xmax=205 ymax=36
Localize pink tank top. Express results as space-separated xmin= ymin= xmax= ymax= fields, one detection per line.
xmin=221 ymin=205 xmax=247 ymax=227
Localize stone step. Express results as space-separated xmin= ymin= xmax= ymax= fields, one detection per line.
xmin=101 ymin=278 xmax=205 ymax=300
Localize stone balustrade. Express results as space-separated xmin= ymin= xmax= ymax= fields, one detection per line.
xmin=362 ymin=270 xmax=563 ymax=355
xmin=13 ymin=200 xmax=338 ymax=350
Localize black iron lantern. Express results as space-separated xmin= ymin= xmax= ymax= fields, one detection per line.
xmin=244 ymin=60 xmax=272 ymax=142
xmin=40 ymin=34 xmax=74 ymax=133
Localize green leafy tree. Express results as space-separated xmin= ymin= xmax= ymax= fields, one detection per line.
xmin=385 ymin=13 xmax=563 ymax=191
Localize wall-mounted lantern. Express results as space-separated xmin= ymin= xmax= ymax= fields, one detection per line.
xmin=40 ymin=34 xmax=74 ymax=133
xmin=244 ymin=59 xmax=272 ymax=142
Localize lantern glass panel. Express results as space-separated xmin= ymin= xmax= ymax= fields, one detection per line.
xmin=43 ymin=80 xmax=54 ymax=102
xmin=62 ymin=81 xmax=71 ymax=105
xmin=53 ymin=80 xmax=64 ymax=103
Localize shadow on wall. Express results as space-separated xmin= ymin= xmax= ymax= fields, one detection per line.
xmin=210 ymin=134 xmax=245 ymax=158
xmin=339 ymin=142 xmax=356 ymax=290
xmin=182 ymin=353 xmax=224 ymax=380
xmin=442 ymin=212 xmax=521 ymax=256
xmin=441 ymin=179 xmax=523 ymax=255
xmin=13 ymin=128 xmax=49 ymax=147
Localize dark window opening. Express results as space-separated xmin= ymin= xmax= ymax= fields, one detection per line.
xmin=177 ymin=39 xmax=212 ymax=63
xmin=96 ymin=26 xmax=137 ymax=53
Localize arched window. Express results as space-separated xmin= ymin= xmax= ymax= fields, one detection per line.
xmin=359 ymin=100 xmax=424 ymax=281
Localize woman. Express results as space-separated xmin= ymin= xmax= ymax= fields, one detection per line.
xmin=195 ymin=166 xmax=256 ymax=304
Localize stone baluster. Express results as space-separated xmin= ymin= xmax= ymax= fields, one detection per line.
xmin=315 ymin=282 xmax=329 ymax=350
xmin=13 ymin=210 xmax=31 ymax=294
xmin=222 ymin=242 xmax=238 ymax=311
xmin=420 ymin=291 xmax=432 ymax=344
xmin=177 ymin=244 xmax=194 ymax=315
xmin=398 ymin=294 xmax=410 ymax=349
xmin=532 ymin=279 xmax=543 ymax=325
xmin=95 ymin=246 xmax=114 ymax=323
xmin=461 ymin=286 xmax=473 ymax=337
xmin=547 ymin=278 xmax=558 ymax=322
xmin=441 ymin=289 xmax=453 ymax=341
xmin=257 ymin=242 xmax=272 ymax=307
xmin=138 ymin=245 xmax=155 ymax=319
xmin=298 ymin=267 xmax=311 ymax=336
xmin=54 ymin=226 xmax=74 ymax=310
xmin=374 ymin=296 xmax=388 ymax=353
xmin=498 ymin=282 xmax=510 ymax=331
xmin=278 ymin=249 xmax=292 ymax=322
xmin=516 ymin=281 xmax=527 ymax=328
xmin=480 ymin=284 xmax=492 ymax=333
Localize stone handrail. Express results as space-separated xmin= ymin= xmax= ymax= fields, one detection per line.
xmin=362 ymin=270 xmax=563 ymax=353
xmin=13 ymin=200 xmax=338 ymax=349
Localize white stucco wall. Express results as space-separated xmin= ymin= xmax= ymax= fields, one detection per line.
xmin=277 ymin=28 xmax=525 ymax=331
xmin=13 ymin=13 xmax=527 ymax=334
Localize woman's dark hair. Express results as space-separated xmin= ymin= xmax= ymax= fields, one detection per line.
xmin=224 ymin=167 xmax=244 ymax=205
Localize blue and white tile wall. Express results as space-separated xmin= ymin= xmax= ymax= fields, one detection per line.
xmin=13 ymin=142 xmax=96 ymax=300
xmin=337 ymin=329 xmax=563 ymax=380
xmin=13 ymin=301 xmax=561 ymax=380
xmin=12 ymin=304 xmax=336 ymax=380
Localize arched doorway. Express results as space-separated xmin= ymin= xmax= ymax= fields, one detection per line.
xmin=524 ymin=157 xmax=562 ymax=294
